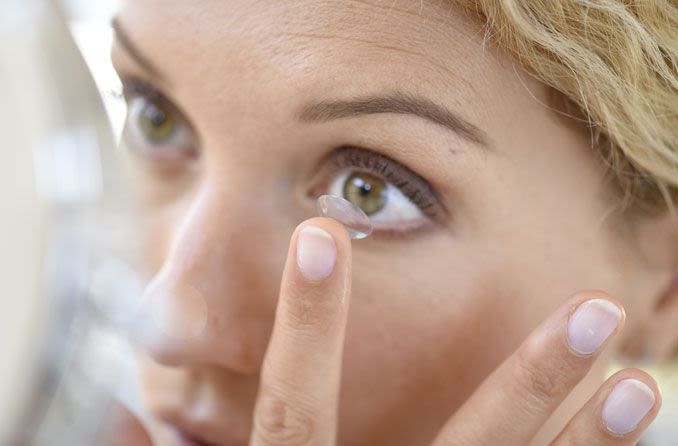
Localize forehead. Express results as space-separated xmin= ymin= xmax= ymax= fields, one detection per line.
xmin=118 ymin=0 xmax=498 ymax=91
xmin=115 ymin=0 xmax=532 ymax=148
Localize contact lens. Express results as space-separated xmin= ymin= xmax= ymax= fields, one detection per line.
xmin=316 ymin=194 xmax=373 ymax=239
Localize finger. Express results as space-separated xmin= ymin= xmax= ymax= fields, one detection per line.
xmin=250 ymin=217 xmax=351 ymax=446
xmin=551 ymin=368 xmax=661 ymax=445
xmin=432 ymin=290 xmax=625 ymax=446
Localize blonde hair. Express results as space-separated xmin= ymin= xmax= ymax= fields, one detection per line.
xmin=457 ymin=0 xmax=678 ymax=213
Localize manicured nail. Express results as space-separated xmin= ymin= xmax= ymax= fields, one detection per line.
xmin=567 ymin=299 xmax=622 ymax=355
xmin=603 ymin=379 xmax=656 ymax=435
xmin=296 ymin=226 xmax=336 ymax=281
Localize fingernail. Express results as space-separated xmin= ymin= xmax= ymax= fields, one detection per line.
xmin=296 ymin=226 xmax=337 ymax=281
xmin=603 ymin=379 xmax=656 ymax=435
xmin=567 ymin=299 xmax=622 ymax=355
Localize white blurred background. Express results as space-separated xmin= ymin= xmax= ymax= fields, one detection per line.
xmin=60 ymin=0 xmax=149 ymax=432
xmin=63 ymin=0 xmax=126 ymax=142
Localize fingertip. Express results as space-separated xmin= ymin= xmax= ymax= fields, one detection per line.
xmin=298 ymin=217 xmax=351 ymax=247
xmin=295 ymin=217 xmax=352 ymax=262
xmin=600 ymin=369 xmax=662 ymax=438
xmin=568 ymin=290 xmax=626 ymax=318
xmin=565 ymin=291 xmax=625 ymax=356
xmin=606 ymin=368 xmax=663 ymax=408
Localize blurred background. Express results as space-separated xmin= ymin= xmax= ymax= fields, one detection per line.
xmin=1 ymin=0 xmax=676 ymax=444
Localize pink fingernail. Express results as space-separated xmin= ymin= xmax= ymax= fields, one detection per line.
xmin=603 ymin=379 xmax=656 ymax=435
xmin=296 ymin=226 xmax=336 ymax=281
xmin=567 ymin=299 xmax=622 ymax=355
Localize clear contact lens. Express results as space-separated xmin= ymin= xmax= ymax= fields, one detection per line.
xmin=316 ymin=194 xmax=373 ymax=239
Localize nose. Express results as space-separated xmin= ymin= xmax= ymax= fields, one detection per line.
xmin=134 ymin=182 xmax=286 ymax=375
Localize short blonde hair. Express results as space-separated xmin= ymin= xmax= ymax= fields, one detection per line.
xmin=458 ymin=0 xmax=678 ymax=213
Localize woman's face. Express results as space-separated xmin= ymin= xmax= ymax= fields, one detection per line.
xmin=111 ymin=1 xmax=660 ymax=444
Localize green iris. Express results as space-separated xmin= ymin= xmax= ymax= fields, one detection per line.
xmin=138 ymin=99 xmax=176 ymax=143
xmin=343 ymin=171 xmax=387 ymax=215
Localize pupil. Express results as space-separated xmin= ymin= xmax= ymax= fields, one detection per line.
xmin=146 ymin=106 xmax=166 ymax=127
xmin=343 ymin=172 xmax=386 ymax=215
xmin=138 ymin=99 xmax=176 ymax=142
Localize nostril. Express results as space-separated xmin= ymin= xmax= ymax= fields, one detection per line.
xmin=131 ymin=272 xmax=209 ymax=354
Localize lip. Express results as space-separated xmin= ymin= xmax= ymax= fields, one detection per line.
xmin=164 ymin=417 xmax=249 ymax=446
xmin=169 ymin=427 xmax=213 ymax=446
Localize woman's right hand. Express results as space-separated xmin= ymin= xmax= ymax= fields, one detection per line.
xmin=249 ymin=217 xmax=662 ymax=446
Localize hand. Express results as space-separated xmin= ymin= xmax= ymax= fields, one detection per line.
xmin=249 ymin=217 xmax=662 ymax=446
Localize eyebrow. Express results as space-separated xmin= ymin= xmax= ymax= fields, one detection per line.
xmin=297 ymin=92 xmax=488 ymax=146
xmin=111 ymin=17 xmax=166 ymax=81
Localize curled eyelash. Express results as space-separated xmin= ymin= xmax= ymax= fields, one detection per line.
xmin=325 ymin=146 xmax=447 ymax=219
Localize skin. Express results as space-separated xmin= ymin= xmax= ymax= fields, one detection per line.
xmin=110 ymin=0 xmax=678 ymax=444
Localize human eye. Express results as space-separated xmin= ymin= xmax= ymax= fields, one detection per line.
xmin=309 ymin=146 xmax=447 ymax=236
xmin=120 ymin=78 xmax=199 ymax=169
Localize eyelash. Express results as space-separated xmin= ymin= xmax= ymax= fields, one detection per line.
xmin=313 ymin=146 xmax=446 ymax=220
xmin=121 ymin=77 xmax=166 ymax=103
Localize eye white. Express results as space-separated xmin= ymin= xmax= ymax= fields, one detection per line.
xmin=124 ymin=97 xmax=195 ymax=161
xmin=327 ymin=170 xmax=423 ymax=225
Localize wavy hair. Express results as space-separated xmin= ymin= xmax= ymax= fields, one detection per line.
xmin=458 ymin=0 xmax=678 ymax=214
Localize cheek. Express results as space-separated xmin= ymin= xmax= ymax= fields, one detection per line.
xmin=338 ymin=240 xmax=540 ymax=440
xmin=338 ymin=218 xmax=615 ymax=441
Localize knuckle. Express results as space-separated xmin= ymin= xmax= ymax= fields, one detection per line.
xmin=253 ymin=387 xmax=316 ymax=446
xmin=284 ymin=284 xmax=340 ymax=336
xmin=513 ymin=352 xmax=561 ymax=409
xmin=512 ymin=336 xmax=583 ymax=410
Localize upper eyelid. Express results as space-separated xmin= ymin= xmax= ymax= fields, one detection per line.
xmin=320 ymin=146 xmax=449 ymax=218
xmin=120 ymin=77 xmax=168 ymax=102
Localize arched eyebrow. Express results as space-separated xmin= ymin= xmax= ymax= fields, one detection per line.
xmin=297 ymin=92 xmax=489 ymax=147
xmin=111 ymin=17 xmax=167 ymax=82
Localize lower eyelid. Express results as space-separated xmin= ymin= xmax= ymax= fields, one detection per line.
xmin=363 ymin=219 xmax=438 ymax=241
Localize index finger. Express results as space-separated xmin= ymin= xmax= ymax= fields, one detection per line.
xmin=433 ymin=290 xmax=625 ymax=446
xmin=250 ymin=217 xmax=352 ymax=446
